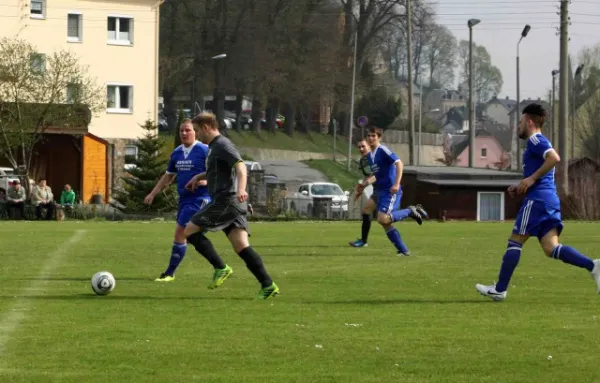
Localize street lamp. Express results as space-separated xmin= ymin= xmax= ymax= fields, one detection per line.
xmin=211 ymin=53 xmax=228 ymax=128
xmin=191 ymin=53 xmax=227 ymax=116
xmin=467 ymin=18 xmax=480 ymax=168
xmin=515 ymin=24 xmax=531 ymax=170
xmin=551 ymin=69 xmax=559 ymax=144
xmin=571 ymin=64 xmax=584 ymax=159
xmin=347 ymin=30 xmax=358 ymax=171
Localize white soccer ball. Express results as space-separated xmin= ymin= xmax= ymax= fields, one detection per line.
xmin=91 ymin=271 xmax=116 ymax=296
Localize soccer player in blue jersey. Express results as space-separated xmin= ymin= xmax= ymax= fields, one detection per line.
xmin=476 ymin=103 xmax=600 ymax=301
xmin=144 ymin=119 xmax=211 ymax=282
xmin=356 ymin=126 xmax=428 ymax=255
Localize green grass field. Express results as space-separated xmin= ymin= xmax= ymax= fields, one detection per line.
xmin=1 ymin=221 xmax=600 ymax=383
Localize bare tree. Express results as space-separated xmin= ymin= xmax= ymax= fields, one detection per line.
xmin=458 ymin=40 xmax=503 ymax=102
xmin=0 ymin=37 xmax=104 ymax=179
xmin=424 ymin=24 xmax=457 ymax=88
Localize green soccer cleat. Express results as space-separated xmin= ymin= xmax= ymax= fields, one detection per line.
xmin=208 ymin=265 xmax=233 ymax=289
xmin=155 ymin=273 xmax=175 ymax=282
xmin=257 ymin=282 xmax=280 ymax=300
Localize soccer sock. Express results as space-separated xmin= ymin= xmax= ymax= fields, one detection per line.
xmin=361 ymin=214 xmax=371 ymax=243
xmin=187 ymin=232 xmax=226 ymax=269
xmin=551 ymin=245 xmax=595 ymax=272
xmin=385 ymin=227 xmax=409 ymax=253
xmin=165 ymin=242 xmax=187 ymax=276
xmin=390 ymin=208 xmax=411 ymax=222
xmin=495 ymin=240 xmax=522 ymax=292
xmin=238 ymin=246 xmax=273 ymax=288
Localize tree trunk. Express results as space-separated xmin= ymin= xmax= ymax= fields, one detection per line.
xmin=234 ymin=89 xmax=243 ymax=133
xmin=282 ymin=101 xmax=295 ymax=136
xmin=265 ymin=97 xmax=279 ymax=133
xmin=213 ymin=60 xmax=225 ymax=130
xmin=251 ymin=98 xmax=262 ymax=133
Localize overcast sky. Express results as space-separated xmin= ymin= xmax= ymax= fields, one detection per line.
xmin=433 ymin=0 xmax=600 ymax=100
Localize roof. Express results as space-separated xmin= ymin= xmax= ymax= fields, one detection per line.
xmin=568 ymin=157 xmax=600 ymax=170
xmin=404 ymin=165 xmax=520 ymax=178
xmin=509 ymin=99 xmax=551 ymax=115
xmin=419 ymin=179 xmax=518 ymax=187
xmin=486 ymin=96 xmax=517 ymax=111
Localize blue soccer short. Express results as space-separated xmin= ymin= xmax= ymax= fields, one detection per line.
xmin=177 ymin=198 xmax=210 ymax=227
xmin=513 ymin=199 xmax=563 ymax=239
xmin=376 ymin=189 xmax=403 ymax=214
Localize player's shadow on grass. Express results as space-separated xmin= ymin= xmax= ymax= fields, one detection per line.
xmin=2 ymin=294 xmax=253 ymax=301
xmin=312 ymin=298 xmax=491 ymax=305
xmin=18 ymin=277 xmax=157 ymax=282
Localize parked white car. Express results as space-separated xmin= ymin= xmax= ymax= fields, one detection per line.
xmin=288 ymin=182 xmax=349 ymax=217
xmin=244 ymin=160 xmax=262 ymax=171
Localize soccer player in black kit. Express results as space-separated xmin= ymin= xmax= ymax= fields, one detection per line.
xmin=184 ymin=112 xmax=279 ymax=300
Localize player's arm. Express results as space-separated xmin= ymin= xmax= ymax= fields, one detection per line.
xmin=234 ymin=161 xmax=247 ymax=192
xmin=393 ymin=159 xmax=403 ymax=187
xmin=149 ymin=173 xmax=176 ymax=198
xmin=529 ymin=149 xmax=560 ymax=181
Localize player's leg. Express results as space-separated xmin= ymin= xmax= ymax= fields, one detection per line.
xmin=476 ymin=201 xmax=534 ymax=301
xmin=156 ymin=201 xmax=207 ymax=282
xmin=375 ymin=193 xmax=411 ymax=255
xmin=349 ymin=197 xmax=376 ymax=247
xmin=155 ymin=223 xmax=187 ymax=282
xmin=184 ymin=206 xmax=232 ymax=289
xmin=226 ymin=223 xmax=279 ymax=299
xmin=538 ymin=221 xmax=600 ymax=293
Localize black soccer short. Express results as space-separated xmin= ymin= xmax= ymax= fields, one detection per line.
xmin=189 ymin=196 xmax=250 ymax=236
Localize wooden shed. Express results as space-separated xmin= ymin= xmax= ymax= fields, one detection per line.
xmin=32 ymin=129 xmax=110 ymax=204
xmin=400 ymin=166 xmax=523 ymax=221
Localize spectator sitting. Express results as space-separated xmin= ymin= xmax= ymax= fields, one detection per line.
xmin=6 ymin=180 xmax=26 ymax=219
xmin=59 ymin=184 xmax=76 ymax=210
xmin=32 ymin=178 xmax=55 ymax=220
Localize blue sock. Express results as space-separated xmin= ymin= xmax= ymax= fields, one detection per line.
xmin=386 ymin=227 xmax=409 ymax=253
xmin=165 ymin=242 xmax=187 ymax=276
xmin=551 ymin=245 xmax=594 ymax=271
xmin=390 ymin=208 xmax=411 ymax=223
xmin=495 ymin=240 xmax=522 ymax=292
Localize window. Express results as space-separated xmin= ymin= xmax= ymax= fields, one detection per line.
xmin=67 ymin=13 xmax=82 ymax=42
xmin=30 ymin=0 xmax=44 ymax=18
xmin=124 ymin=145 xmax=138 ymax=163
xmin=477 ymin=192 xmax=505 ymax=221
xmin=30 ymin=53 xmax=46 ymax=74
xmin=66 ymin=83 xmax=81 ymax=103
xmin=481 ymin=148 xmax=488 ymax=157
xmin=107 ymin=16 xmax=133 ymax=45
xmin=107 ymin=85 xmax=133 ymax=113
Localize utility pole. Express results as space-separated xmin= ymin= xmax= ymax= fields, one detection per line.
xmin=467 ymin=19 xmax=480 ymax=168
xmin=551 ymin=70 xmax=559 ymax=144
xmin=558 ymin=0 xmax=569 ymax=195
xmin=407 ymin=0 xmax=415 ymax=166
xmin=516 ymin=25 xmax=531 ymax=171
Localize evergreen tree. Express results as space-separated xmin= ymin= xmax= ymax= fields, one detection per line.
xmin=115 ymin=119 xmax=177 ymax=212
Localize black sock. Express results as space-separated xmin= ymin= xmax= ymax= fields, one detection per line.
xmin=187 ymin=232 xmax=226 ymax=269
xmin=361 ymin=214 xmax=371 ymax=243
xmin=238 ymin=246 xmax=273 ymax=288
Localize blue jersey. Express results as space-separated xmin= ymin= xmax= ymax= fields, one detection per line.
xmin=368 ymin=144 xmax=401 ymax=192
xmin=522 ymin=133 xmax=559 ymax=209
xmin=166 ymin=141 xmax=209 ymax=204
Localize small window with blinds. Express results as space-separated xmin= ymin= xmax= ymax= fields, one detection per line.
xmin=30 ymin=0 xmax=44 ymax=19
xmin=67 ymin=13 xmax=82 ymax=42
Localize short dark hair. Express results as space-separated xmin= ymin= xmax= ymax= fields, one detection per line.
xmin=191 ymin=112 xmax=219 ymax=130
xmin=367 ymin=126 xmax=384 ymax=137
xmin=522 ymin=103 xmax=546 ymax=128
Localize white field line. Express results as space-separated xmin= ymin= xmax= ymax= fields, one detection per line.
xmin=0 ymin=229 xmax=87 ymax=357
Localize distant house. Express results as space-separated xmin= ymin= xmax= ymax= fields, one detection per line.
xmin=555 ymin=157 xmax=600 ymax=220
xmin=401 ymin=166 xmax=522 ymax=221
xmin=424 ymin=89 xmax=466 ymax=115
xmin=483 ymin=96 xmax=517 ymax=126
xmin=452 ymin=124 xmax=512 ymax=170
